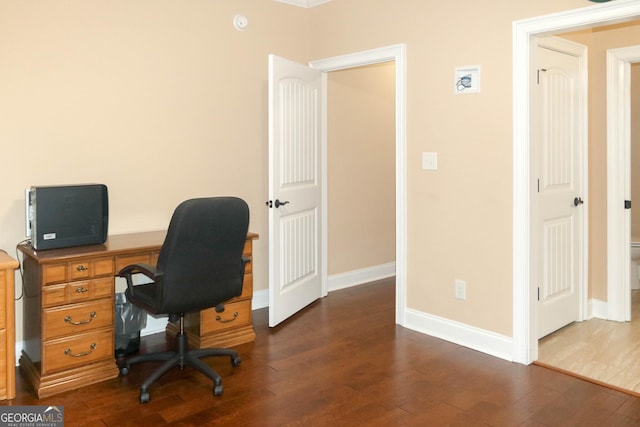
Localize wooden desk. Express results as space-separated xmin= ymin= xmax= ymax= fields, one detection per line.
xmin=17 ymin=231 xmax=258 ymax=398
xmin=0 ymin=251 xmax=18 ymax=400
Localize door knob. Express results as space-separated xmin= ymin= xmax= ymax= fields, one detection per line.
xmin=574 ymin=197 xmax=584 ymax=206
xmin=266 ymin=199 xmax=290 ymax=208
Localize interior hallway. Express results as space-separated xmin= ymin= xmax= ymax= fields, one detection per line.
xmin=538 ymin=290 xmax=640 ymax=395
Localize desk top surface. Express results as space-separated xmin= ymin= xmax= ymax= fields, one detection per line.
xmin=18 ymin=230 xmax=258 ymax=263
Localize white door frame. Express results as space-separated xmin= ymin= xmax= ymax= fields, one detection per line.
xmin=606 ymin=45 xmax=640 ymax=322
xmin=309 ymin=44 xmax=407 ymax=325
xmin=513 ymin=0 xmax=640 ymax=364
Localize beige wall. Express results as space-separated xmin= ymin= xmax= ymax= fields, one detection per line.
xmin=0 ymin=0 xmax=312 ymax=344
xmin=327 ymin=62 xmax=395 ymax=275
xmin=0 ymin=0 xmax=601 ymax=346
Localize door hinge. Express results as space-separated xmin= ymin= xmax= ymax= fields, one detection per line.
xmin=537 ymin=68 xmax=547 ymax=85
xmin=625 ymin=200 xmax=632 ymax=209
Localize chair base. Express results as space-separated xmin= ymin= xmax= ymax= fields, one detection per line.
xmin=119 ymin=326 xmax=241 ymax=403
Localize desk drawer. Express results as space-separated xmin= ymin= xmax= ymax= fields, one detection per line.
xmin=43 ymin=299 xmax=114 ymax=340
xmin=115 ymin=251 xmax=160 ymax=272
xmin=43 ymin=257 xmax=114 ymax=285
xmin=42 ymin=328 xmax=113 ymax=375
xmin=43 ymin=277 xmax=114 ymax=308
xmin=70 ymin=258 xmax=114 ymax=280
xmin=199 ymin=299 xmax=251 ymax=335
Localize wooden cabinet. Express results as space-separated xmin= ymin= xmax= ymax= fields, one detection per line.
xmin=0 ymin=251 xmax=18 ymax=401
xmin=18 ymin=231 xmax=257 ymax=398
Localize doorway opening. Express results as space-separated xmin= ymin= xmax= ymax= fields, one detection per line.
xmin=325 ymin=62 xmax=396 ymax=291
xmin=310 ymin=44 xmax=407 ymax=325
xmin=605 ymin=44 xmax=640 ymax=322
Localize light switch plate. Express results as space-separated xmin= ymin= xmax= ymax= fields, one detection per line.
xmin=455 ymin=279 xmax=466 ymax=300
xmin=422 ymin=152 xmax=438 ymax=171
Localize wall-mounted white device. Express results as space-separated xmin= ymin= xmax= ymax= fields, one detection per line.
xmin=454 ymin=65 xmax=481 ymax=94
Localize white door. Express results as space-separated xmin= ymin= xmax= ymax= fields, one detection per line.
xmin=534 ymin=39 xmax=586 ymax=339
xmin=268 ymin=54 xmax=326 ymax=327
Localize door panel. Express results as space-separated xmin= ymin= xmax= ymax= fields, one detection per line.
xmin=268 ymin=55 xmax=325 ymax=327
xmin=536 ymin=41 xmax=584 ymax=339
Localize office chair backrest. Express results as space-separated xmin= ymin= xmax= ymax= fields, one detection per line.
xmin=155 ymin=197 xmax=249 ymax=314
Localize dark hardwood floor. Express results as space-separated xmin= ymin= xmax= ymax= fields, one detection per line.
xmin=4 ymin=278 xmax=640 ymax=426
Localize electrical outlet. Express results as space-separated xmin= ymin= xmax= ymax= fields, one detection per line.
xmin=455 ymin=279 xmax=466 ymax=300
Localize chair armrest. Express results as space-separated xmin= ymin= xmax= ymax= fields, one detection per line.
xmin=118 ymin=263 xmax=158 ymax=280
xmin=117 ymin=263 xmax=161 ymax=297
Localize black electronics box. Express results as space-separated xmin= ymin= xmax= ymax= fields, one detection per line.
xmin=26 ymin=184 xmax=109 ymax=250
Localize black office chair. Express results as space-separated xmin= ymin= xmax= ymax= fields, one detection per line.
xmin=117 ymin=197 xmax=250 ymax=403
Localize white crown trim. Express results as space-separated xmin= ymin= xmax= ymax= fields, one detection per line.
xmin=274 ymin=0 xmax=331 ymax=8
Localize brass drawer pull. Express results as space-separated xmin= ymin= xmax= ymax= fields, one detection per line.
xmin=75 ymin=287 xmax=89 ymax=293
xmin=64 ymin=343 xmax=96 ymax=358
xmin=64 ymin=311 xmax=96 ymax=325
xmin=76 ymin=265 xmax=88 ymax=272
xmin=216 ymin=312 xmax=239 ymax=324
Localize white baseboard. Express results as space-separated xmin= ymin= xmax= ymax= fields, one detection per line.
xmin=252 ymin=289 xmax=269 ymax=310
xmin=588 ymin=298 xmax=607 ymax=320
xmin=404 ymin=308 xmax=513 ymax=362
xmin=249 ymin=262 xmax=397 ymax=312
xmin=140 ymin=314 xmax=169 ymax=336
xmin=398 ymin=296 xmax=623 ymax=365
xmin=328 ymin=262 xmax=396 ymax=292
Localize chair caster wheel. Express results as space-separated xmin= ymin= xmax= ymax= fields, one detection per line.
xmin=232 ymin=356 xmax=241 ymax=367
xmin=214 ymin=382 xmax=223 ymax=396
xmin=139 ymin=391 xmax=150 ymax=403
xmin=119 ymin=366 xmax=129 ymax=376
